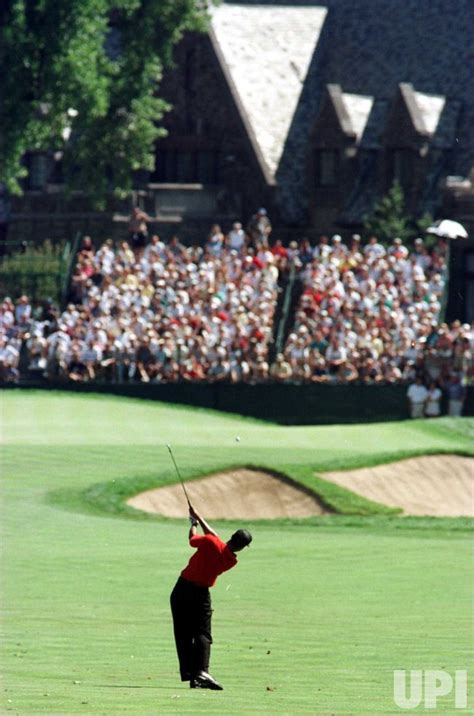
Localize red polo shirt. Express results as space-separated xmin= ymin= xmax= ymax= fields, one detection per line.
xmin=181 ymin=534 xmax=237 ymax=588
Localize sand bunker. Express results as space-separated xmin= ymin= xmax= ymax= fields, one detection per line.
xmin=322 ymin=454 xmax=474 ymax=517
xmin=127 ymin=455 xmax=473 ymax=519
xmin=127 ymin=468 xmax=329 ymax=519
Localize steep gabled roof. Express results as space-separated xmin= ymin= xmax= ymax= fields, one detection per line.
xmin=400 ymin=83 xmax=446 ymax=137
xmin=210 ymin=3 xmax=327 ymax=183
xmin=342 ymin=92 xmax=374 ymax=143
xmin=326 ymin=85 xmax=374 ymax=143
xmin=413 ymin=90 xmax=446 ymax=135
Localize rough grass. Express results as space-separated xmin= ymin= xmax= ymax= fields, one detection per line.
xmin=1 ymin=391 xmax=473 ymax=714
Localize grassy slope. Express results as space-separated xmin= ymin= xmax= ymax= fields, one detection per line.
xmin=4 ymin=389 xmax=474 ymax=522
xmin=1 ymin=391 xmax=473 ymax=714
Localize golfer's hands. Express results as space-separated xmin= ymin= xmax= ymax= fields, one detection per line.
xmin=188 ymin=508 xmax=217 ymax=537
xmin=189 ymin=505 xmax=200 ymax=521
xmin=189 ymin=506 xmax=199 ymax=527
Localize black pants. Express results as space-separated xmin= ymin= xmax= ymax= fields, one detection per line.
xmin=170 ymin=576 xmax=213 ymax=681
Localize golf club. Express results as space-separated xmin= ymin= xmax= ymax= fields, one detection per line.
xmin=166 ymin=444 xmax=193 ymax=509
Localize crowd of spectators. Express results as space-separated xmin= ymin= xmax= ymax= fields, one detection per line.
xmin=1 ymin=218 xmax=472 ymax=418
xmin=2 ymin=217 xmax=282 ymax=385
xmin=280 ymin=233 xmax=469 ymax=384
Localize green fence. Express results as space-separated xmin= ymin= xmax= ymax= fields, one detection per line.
xmin=4 ymin=380 xmax=472 ymax=423
xmin=142 ymin=381 xmax=410 ymax=423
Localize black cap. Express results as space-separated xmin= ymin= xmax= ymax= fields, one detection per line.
xmin=231 ymin=529 xmax=253 ymax=548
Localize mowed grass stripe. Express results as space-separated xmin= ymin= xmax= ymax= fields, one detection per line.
xmin=3 ymin=521 xmax=471 ymax=714
xmin=3 ymin=390 xmax=474 ymax=454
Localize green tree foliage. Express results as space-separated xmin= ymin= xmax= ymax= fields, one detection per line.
xmin=0 ymin=1 xmax=210 ymax=201
xmin=363 ymin=181 xmax=411 ymax=244
xmin=0 ymin=239 xmax=68 ymax=302
xmin=363 ymin=182 xmax=435 ymax=246
xmin=415 ymin=211 xmax=436 ymax=248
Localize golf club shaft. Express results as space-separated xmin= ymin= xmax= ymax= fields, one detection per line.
xmin=166 ymin=444 xmax=192 ymax=509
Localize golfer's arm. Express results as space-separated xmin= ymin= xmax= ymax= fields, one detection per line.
xmin=189 ymin=506 xmax=218 ymax=537
xmin=196 ymin=512 xmax=218 ymax=537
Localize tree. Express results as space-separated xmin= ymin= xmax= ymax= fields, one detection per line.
xmin=0 ymin=1 xmax=210 ymax=203
xmin=363 ymin=181 xmax=411 ymax=244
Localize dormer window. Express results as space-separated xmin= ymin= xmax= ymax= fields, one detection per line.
xmin=387 ymin=148 xmax=413 ymax=192
xmin=392 ymin=149 xmax=407 ymax=182
xmin=316 ymin=149 xmax=338 ymax=187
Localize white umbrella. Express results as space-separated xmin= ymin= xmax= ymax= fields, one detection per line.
xmin=426 ymin=219 xmax=468 ymax=239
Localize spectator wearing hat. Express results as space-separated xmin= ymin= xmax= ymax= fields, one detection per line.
xmin=364 ymin=235 xmax=386 ymax=260
xmin=330 ymin=234 xmax=348 ymax=257
xmin=269 ymin=353 xmax=293 ymax=381
xmin=246 ymin=208 xmax=272 ymax=248
xmin=389 ymin=237 xmax=409 ymax=260
xmin=286 ymin=240 xmax=300 ymax=265
xmin=226 ymin=222 xmax=246 ymax=253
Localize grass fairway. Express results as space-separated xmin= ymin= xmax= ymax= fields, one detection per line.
xmin=1 ymin=390 xmax=473 ymax=714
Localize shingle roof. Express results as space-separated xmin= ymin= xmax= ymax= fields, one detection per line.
xmin=432 ymin=100 xmax=461 ymax=149
xmin=413 ymin=91 xmax=446 ymax=135
xmin=221 ymin=0 xmax=473 ymax=223
xmin=400 ymin=84 xmax=446 ymax=137
xmin=341 ymin=92 xmax=374 ymax=143
xmin=359 ymin=99 xmax=389 ymax=149
xmin=211 ymin=4 xmax=327 ymax=181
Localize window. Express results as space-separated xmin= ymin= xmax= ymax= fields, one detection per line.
xmin=154 ymin=149 xmax=177 ymax=182
xmin=27 ymin=153 xmax=51 ymax=189
xmin=197 ymin=150 xmax=218 ymax=184
xmin=176 ymin=152 xmax=194 ymax=182
xmin=389 ymin=149 xmax=413 ymax=190
xmin=153 ymin=148 xmax=218 ymax=184
xmin=316 ymin=150 xmax=338 ymax=187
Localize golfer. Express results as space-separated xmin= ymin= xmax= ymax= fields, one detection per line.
xmin=170 ymin=505 xmax=252 ymax=690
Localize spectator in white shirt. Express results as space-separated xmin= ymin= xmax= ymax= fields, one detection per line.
xmin=424 ymin=380 xmax=442 ymax=417
xmin=226 ymin=222 xmax=246 ymax=252
xmin=364 ymin=235 xmax=386 ymax=259
xmin=406 ymin=377 xmax=428 ymax=418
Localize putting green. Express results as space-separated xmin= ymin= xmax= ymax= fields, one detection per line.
xmin=1 ymin=391 xmax=473 ymax=714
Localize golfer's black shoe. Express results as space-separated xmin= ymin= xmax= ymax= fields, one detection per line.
xmin=190 ymin=671 xmax=223 ymax=690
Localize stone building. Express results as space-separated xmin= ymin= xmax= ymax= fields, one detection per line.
xmin=156 ymin=0 xmax=472 ymax=236
xmin=9 ymin=0 xmax=474 ymax=242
